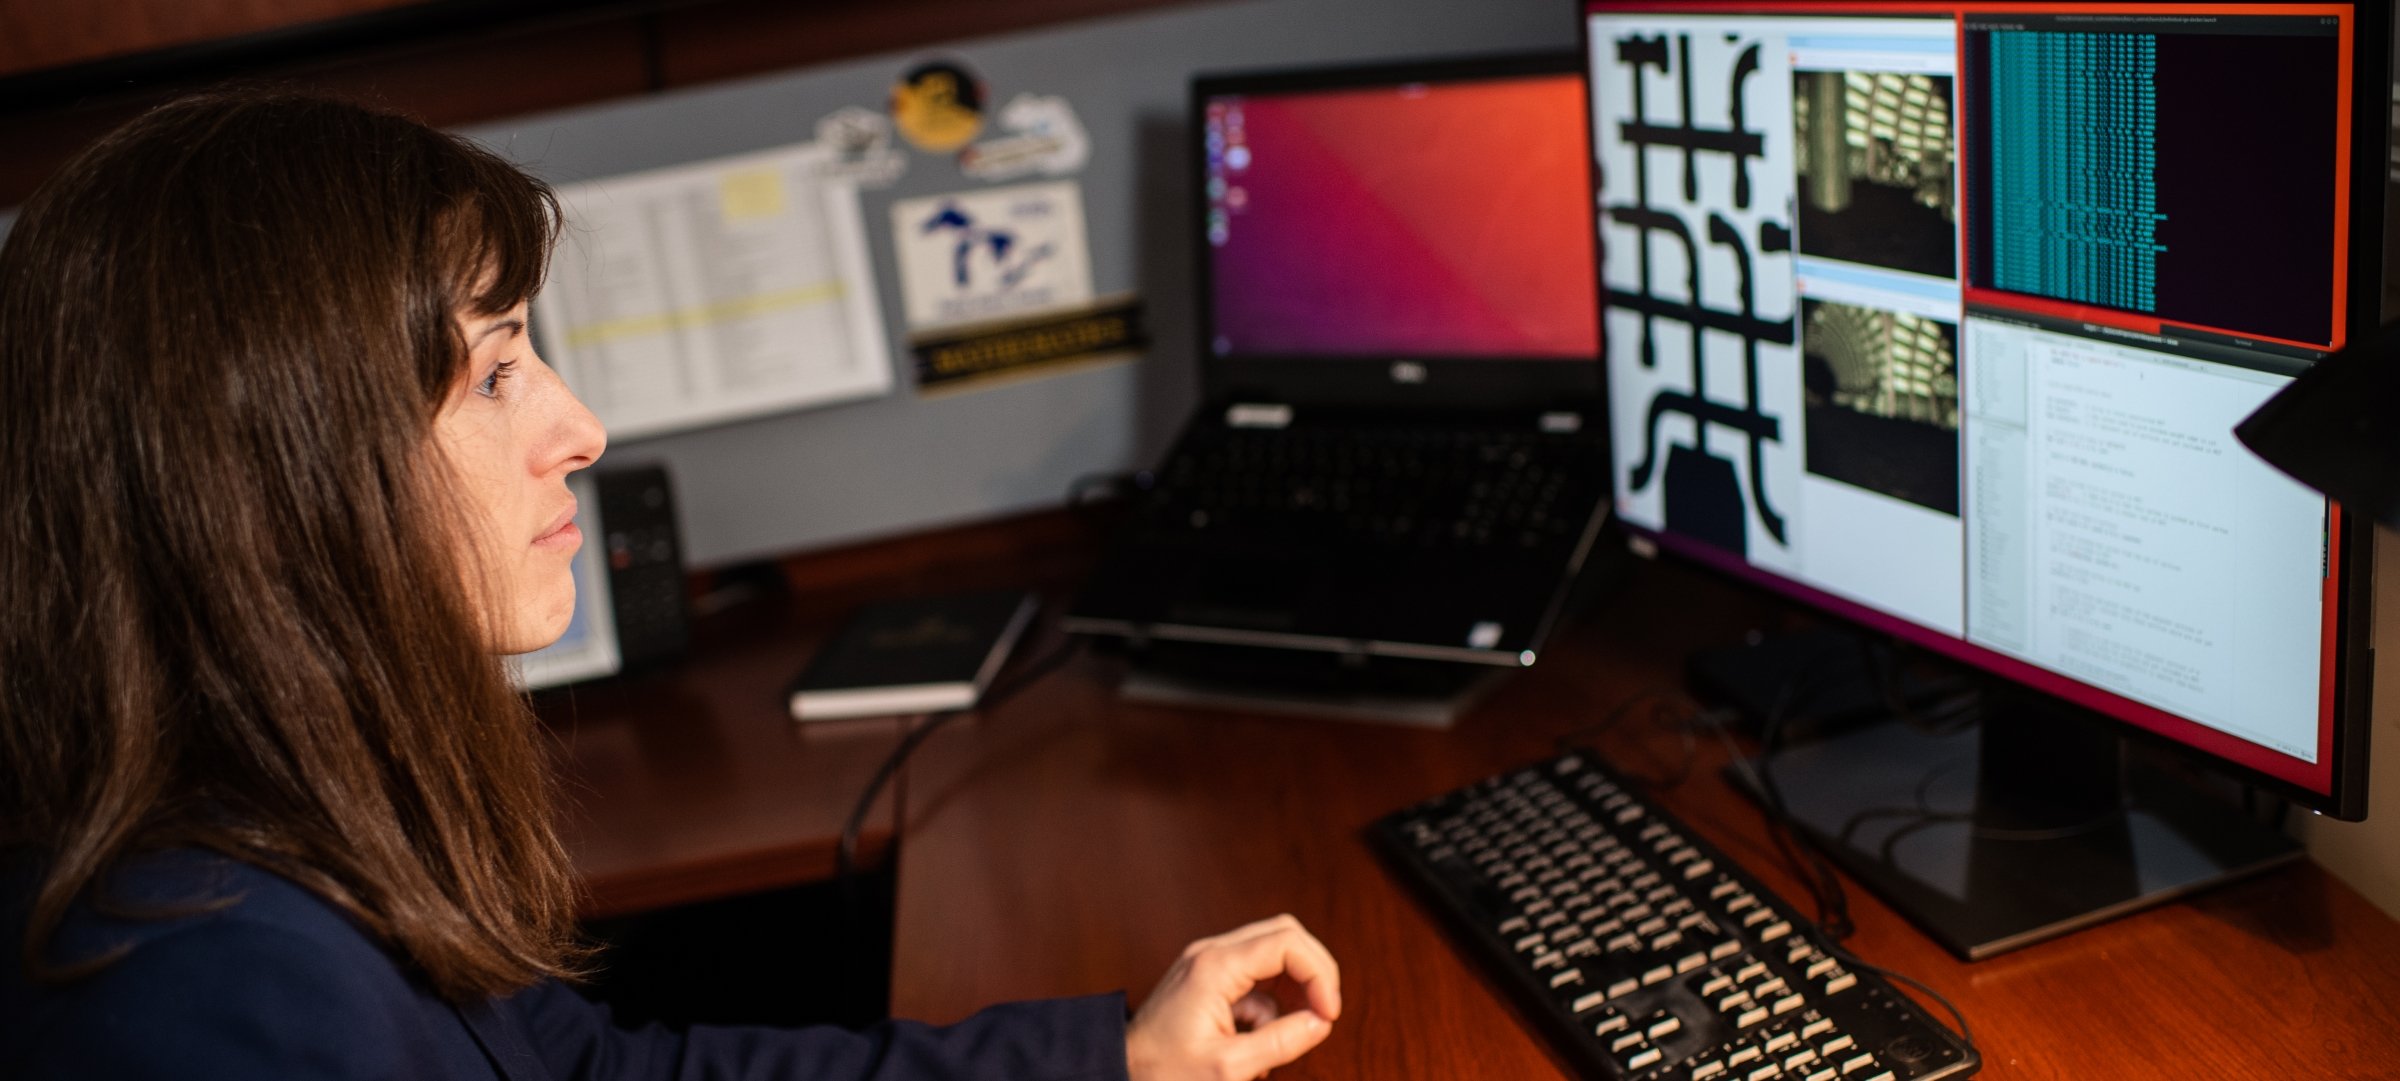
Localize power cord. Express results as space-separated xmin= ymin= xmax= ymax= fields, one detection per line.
xmin=830 ymin=465 xmax=1136 ymax=899
xmin=1699 ymin=670 xmax=1982 ymax=1063
xmin=832 ymin=618 xmax=1088 ymax=894
xmin=1553 ymin=687 xmax=1717 ymax=789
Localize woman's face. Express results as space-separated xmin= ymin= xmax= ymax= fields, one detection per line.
xmin=432 ymin=301 xmax=608 ymax=654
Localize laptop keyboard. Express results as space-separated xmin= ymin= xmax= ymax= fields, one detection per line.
xmin=1133 ymin=423 xmax=1604 ymax=552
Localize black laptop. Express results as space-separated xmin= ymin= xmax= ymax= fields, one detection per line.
xmin=1067 ymin=52 xmax=1611 ymax=667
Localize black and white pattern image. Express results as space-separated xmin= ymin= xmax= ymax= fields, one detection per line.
xmin=1799 ymin=299 xmax=1959 ymax=515
xmin=1793 ymin=71 xmax=1957 ymax=279
xmin=1593 ymin=19 xmax=1802 ymax=564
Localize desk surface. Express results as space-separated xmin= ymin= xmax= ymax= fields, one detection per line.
xmin=549 ymin=511 xmax=2400 ymax=1079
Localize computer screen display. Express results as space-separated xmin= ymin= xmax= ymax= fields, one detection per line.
xmin=1201 ymin=67 xmax=1600 ymax=361
xmin=1583 ymin=1 xmax=2368 ymax=806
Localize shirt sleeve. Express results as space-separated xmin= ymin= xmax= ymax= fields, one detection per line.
xmin=10 ymin=920 xmax=409 ymax=1081
xmin=509 ymin=978 xmax=1133 ymax=1081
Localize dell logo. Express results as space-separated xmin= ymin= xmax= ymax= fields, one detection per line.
xmin=1390 ymin=361 xmax=1427 ymax=384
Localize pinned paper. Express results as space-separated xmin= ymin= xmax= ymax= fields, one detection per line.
xmin=718 ymin=168 xmax=787 ymax=221
xmin=958 ymin=94 xmax=1091 ymax=181
xmin=535 ymin=141 xmax=894 ymax=441
xmin=890 ymin=180 xmax=1094 ymax=332
xmin=813 ymin=106 xmax=906 ymax=188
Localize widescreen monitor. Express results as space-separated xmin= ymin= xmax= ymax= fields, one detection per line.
xmin=1582 ymin=0 xmax=2382 ymax=954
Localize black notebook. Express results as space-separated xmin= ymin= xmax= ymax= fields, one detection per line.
xmin=786 ymin=590 xmax=1038 ymax=722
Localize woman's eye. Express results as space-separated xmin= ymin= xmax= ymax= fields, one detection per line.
xmin=476 ymin=359 xmax=519 ymax=399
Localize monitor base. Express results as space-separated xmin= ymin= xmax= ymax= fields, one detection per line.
xmin=1731 ymin=702 xmax=2304 ymax=960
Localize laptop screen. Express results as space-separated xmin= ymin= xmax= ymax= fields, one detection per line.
xmin=1200 ymin=65 xmax=1600 ymax=363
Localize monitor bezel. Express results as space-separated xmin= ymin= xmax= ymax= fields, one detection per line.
xmin=1579 ymin=0 xmax=2384 ymax=820
xmin=1189 ymin=50 xmax=1605 ymax=412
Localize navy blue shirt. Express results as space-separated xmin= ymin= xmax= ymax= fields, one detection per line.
xmin=1 ymin=851 xmax=1131 ymax=1081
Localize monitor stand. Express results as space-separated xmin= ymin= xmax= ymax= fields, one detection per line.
xmin=1113 ymin=639 xmax=1510 ymax=727
xmin=1729 ymin=683 xmax=2303 ymax=960
xmin=1688 ymin=624 xmax=1973 ymax=737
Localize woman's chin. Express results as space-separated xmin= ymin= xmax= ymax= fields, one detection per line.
xmin=497 ymin=593 xmax=579 ymax=656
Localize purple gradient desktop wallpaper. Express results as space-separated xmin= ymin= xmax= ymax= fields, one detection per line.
xmin=1204 ymin=75 xmax=1599 ymax=359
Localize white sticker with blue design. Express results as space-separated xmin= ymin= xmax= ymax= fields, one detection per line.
xmin=890 ymin=180 xmax=1093 ymax=333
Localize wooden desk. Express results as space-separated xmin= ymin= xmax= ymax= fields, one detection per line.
xmin=550 ymin=512 xmax=2400 ymax=1077
xmin=542 ymin=508 xmax=1108 ymax=918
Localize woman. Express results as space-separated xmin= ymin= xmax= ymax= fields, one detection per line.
xmin=0 ymin=91 xmax=1338 ymax=1081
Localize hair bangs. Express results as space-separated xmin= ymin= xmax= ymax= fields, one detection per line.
xmin=440 ymin=168 xmax=562 ymax=319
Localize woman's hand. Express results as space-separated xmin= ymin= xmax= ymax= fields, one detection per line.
xmin=1125 ymin=914 xmax=1342 ymax=1081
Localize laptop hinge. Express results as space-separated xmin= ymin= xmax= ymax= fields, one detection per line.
xmin=1226 ymin=402 xmax=1294 ymax=429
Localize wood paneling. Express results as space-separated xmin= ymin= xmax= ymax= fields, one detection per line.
xmin=0 ymin=14 xmax=651 ymax=207
xmin=275 ymin=17 xmax=651 ymax=127
xmin=0 ymin=0 xmax=1197 ymax=207
xmin=0 ymin=0 xmax=425 ymax=76
xmin=652 ymin=0 xmax=1194 ymax=87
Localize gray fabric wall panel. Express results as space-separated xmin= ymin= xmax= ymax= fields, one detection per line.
xmin=464 ymin=0 xmax=1576 ymax=566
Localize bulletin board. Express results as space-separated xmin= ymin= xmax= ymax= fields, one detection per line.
xmin=0 ymin=0 xmax=1573 ymax=568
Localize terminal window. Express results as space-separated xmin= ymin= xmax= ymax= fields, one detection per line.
xmin=1962 ymin=12 xmax=2343 ymax=347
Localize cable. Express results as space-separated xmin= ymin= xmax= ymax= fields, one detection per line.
xmin=1860 ymin=636 xmax=1982 ymax=737
xmin=1708 ymin=665 xmax=1980 ymax=1062
xmin=1825 ymin=941 xmax=1979 ymax=1054
xmin=832 ymin=620 xmax=1087 ymax=897
xmin=1554 ymin=688 xmax=1713 ymax=788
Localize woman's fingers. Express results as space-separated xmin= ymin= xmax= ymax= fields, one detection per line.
xmin=1200 ymin=921 xmax=1342 ymax=1021
xmin=1222 ymin=1008 xmax=1335 ymax=1079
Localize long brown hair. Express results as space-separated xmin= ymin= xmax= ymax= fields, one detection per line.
xmin=0 ymin=90 xmax=587 ymax=1001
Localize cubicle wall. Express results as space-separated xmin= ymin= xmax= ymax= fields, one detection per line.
xmin=461 ymin=0 xmax=1578 ymax=566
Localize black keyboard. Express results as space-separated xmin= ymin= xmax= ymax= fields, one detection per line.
xmin=1133 ymin=423 xmax=1602 ymax=552
xmin=1372 ymin=752 xmax=1980 ymax=1081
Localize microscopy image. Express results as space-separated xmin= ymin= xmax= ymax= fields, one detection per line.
xmin=1800 ymin=299 xmax=1959 ymax=515
xmin=1794 ymin=71 xmax=1957 ymax=279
